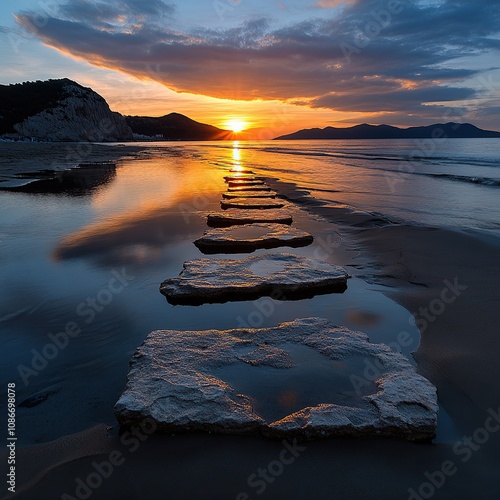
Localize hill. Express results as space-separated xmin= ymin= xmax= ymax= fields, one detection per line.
xmin=125 ymin=113 xmax=231 ymax=141
xmin=275 ymin=123 xmax=500 ymax=140
xmin=0 ymin=79 xmax=134 ymax=142
xmin=0 ymin=79 xmax=231 ymax=142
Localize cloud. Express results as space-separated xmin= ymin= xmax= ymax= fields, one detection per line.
xmin=313 ymin=0 xmax=355 ymax=8
xmin=14 ymin=0 xmax=500 ymax=119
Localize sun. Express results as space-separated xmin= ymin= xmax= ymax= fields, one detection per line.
xmin=226 ymin=119 xmax=247 ymax=133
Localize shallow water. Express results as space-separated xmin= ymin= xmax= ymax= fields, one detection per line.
xmin=180 ymin=138 xmax=500 ymax=233
xmin=0 ymin=143 xmax=453 ymax=445
xmin=216 ymin=345 xmax=376 ymax=423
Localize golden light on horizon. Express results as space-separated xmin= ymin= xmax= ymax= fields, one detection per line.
xmin=225 ymin=119 xmax=248 ymax=133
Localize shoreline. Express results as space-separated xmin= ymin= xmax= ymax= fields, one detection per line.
xmin=4 ymin=150 xmax=500 ymax=499
xmin=268 ymin=176 xmax=500 ymax=429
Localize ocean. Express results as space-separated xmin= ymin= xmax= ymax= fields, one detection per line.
xmin=198 ymin=138 xmax=500 ymax=234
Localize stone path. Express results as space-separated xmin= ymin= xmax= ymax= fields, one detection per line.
xmin=115 ymin=158 xmax=438 ymax=442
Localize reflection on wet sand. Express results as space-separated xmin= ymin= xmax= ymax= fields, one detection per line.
xmin=52 ymin=157 xmax=224 ymax=262
xmin=2 ymin=163 xmax=116 ymax=195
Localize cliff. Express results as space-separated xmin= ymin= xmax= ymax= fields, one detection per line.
xmin=0 ymin=79 xmax=134 ymax=142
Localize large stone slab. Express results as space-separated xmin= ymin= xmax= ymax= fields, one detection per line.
xmin=228 ymin=180 xmax=266 ymax=188
xmin=160 ymin=253 xmax=348 ymax=305
xmin=220 ymin=198 xmax=285 ymax=210
xmin=224 ymin=175 xmax=263 ymax=182
xmin=222 ymin=191 xmax=277 ymax=199
xmin=208 ymin=209 xmax=293 ymax=227
xmin=194 ymin=224 xmax=314 ymax=254
xmin=229 ymin=169 xmax=254 ymax=174
xmin=115 ymin=318 xmax=438 ymax=441
xmin=228 ymin=186 xmax=272 ymax=192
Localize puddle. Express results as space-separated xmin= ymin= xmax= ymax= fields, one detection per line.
xmin=248 ymin=259 xmax=286 ymax=276
xmin=220 ymin=225 xmax=273 ymax=240
xmin=215 ymin=343 xmax=379 ymax=422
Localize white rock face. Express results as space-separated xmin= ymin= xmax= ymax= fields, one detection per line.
xmin=12 ymin=82 xmax=134 ymax=142
xmin=160 ymin=253 xmax=348 ymax=304
xmin=194 ymin=223 xmax=314 ymax=253
xmin=114 ymin=318 xmax=438 ymax=441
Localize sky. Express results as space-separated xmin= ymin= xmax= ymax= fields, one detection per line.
xmin=1 ymin=0 xmax=500 ymax=137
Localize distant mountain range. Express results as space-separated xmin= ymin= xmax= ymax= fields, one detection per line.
xmin=275 ymin=123 xmax=500 ymax=140
xmin=0 ymin=79 xmax=230 ymax=142
xmin=2 ymin=79 xmax=499 ymax=143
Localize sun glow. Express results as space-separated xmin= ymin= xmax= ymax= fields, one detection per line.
xmin=226 ymin=119 xmax=247 ymax=133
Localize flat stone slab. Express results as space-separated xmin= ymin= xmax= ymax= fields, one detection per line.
xmin=194 ymin=224 xmax=314 ymax=254
xmin=208 ymin=209 xmax=293 ymax=227
xmin=228 ymin=180 xmax=267 ymax=188
xmin=221 ymin=198 xmax=285 ymax=210
xmin=115 ymin=318 xmax=438 ymax=441
xmin=222 ymin=191 xmax=277 ymax=199
xmin=159 ymin=253 xmax=348 ymax=305
xmin=228 ymin=186 xmax=273 ymax=192
xmin=224 ymin=175 xmax=263 ymax=182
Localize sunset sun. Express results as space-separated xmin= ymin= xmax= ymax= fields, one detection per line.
xmin=226 ymin=119 xmax=247 ymax=133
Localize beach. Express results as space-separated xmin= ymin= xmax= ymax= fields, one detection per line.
xmin=1 ymin=140 xmax=500 ymax=499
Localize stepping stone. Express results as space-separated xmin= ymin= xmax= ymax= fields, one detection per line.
xmin=229 ymin=169 xmax=254 ymax=174
xmin=228 ymin=186 xmax=272 ymax=192
xmin=220 ymin=198 xmax=285 ymax=210
xmin=228 ymin=180 xmax=266 ymax=188
xmin=194 ymin=224 xmax=314 ymax=254
xmin=208 ymin=209 xmax=293 ymax=227
xmin=115 ymin=318 xmax=438 ymax=442
xmin=222 ymin=191 xmax=277 ymax=199
xmin=159 ymin=253 xmax=348 ymax=305
xmin=224 ymin=175 xmax=262 ymax=182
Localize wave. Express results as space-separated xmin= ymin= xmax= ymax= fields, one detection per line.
xmin=426 ymin=174 xmax=500 ymax=187
xmin=255 ymin=144 xmax=496 ymax=166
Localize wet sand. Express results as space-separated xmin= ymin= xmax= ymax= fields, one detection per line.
xmin=3 ymin=149 xmax=500 ymax=499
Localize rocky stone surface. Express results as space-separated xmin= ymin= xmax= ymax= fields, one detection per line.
xmin=221 ymin=198 xmax=285 ymax=210
xmin=194 ymin=224 xmax=314 ymax=253
xmin=224 ymin=175 xmax=263 ymax=182
xmin=160 ymin=253 xmax=348 ymax=304
xmin=227 ymin=186 xmax=273 ymax=192
xmin=222 ymin=191 xmax=277 ymax=199
xmin=115 ymin=318 xmax=438 ymax=441
xmin=228 ymin=180 xmax=267 ymax=188
xmin=208 ymin=209 xmax=293 ymax=227
xmin=9 ymin=80 xmax=133 ymax=142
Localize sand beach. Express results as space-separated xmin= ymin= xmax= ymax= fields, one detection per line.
xmin=1 ymin=140 xmax=500 ymax=499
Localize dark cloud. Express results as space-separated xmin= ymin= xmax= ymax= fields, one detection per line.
xmin=311 ymin=85 xmax=476 ymax=112
xmin=49 ymin=0 xmax=175 ymax=31
xmin=15 ymin=0 xmax=500 ymax=118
